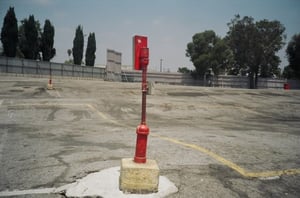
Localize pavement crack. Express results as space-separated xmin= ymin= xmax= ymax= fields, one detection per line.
xmin=49 ymin=150 xmax=73 ymax=185
xmin=46 ymin=107 xmax=60 ymax=121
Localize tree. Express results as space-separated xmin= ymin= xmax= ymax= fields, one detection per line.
xmin=256 ymin=20 xmax=285 ymax=77
xmin=1 ymin=7 xmax=18 ymax=57
xmin=19 ymin=15 xmax=40 ymax=59
xmin=177 ymin=67 xmax=191 ymax=73
xmin=282 ymin=65 xmax=295 ymax=79
xmin=72 ymin=25 xmax=84 ymax=65
xmin=186 ymin=30 xmax=233 ymax=77
xmin=285 ymin=34 xmax=300 ymax=79
xmin=41 ymin=19 xmax=55 ymax=61
xmin=67 ymin=49 xmax=72 ymax=57
xmin=226 ymin=15 xmax=285 ymax=88
xmin=85 ymin=32 xmax=96 ymax=66
xmin=64 ymin=59 xmax=73 ymax=64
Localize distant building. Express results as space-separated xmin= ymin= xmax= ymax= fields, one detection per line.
xmin=94 ymin=64 xmax=106 ymax=69
xmin=121 ymin=65 xmax=133 ymax=71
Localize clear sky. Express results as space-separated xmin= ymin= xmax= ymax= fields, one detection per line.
xmin=1 ymin=0 xmax=299 ymax=72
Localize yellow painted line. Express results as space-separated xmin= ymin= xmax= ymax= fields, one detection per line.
xmin=152 ymin=134 xmax=300 ymax=178
xmin=86 ymin=104 xmax=132 ymax=128
xmin=8 ymin=103 xmax=131 ymax=127
xmin=85 ymin=104 xmax=133 ymax=128
xmin=86 ymin=105 xmax=135 ymax=129
xmin=86 ymin=104 xmax=123 ymax=126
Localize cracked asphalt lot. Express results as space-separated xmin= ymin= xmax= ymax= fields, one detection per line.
xmin=0 ymin=76 xmax=299 ymax=197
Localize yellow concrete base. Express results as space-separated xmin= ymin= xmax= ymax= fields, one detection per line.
xmin=47 ymin=83 xmax=53 ymax=90
xmin=119 ymin=158 xmax=159 ymax=194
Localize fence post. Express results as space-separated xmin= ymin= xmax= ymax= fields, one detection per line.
xmin=72 ymin=64 xmax=74 ymax=77
xmin=6 ymin=57 xmax=8 ymax=73
xmin=36 ymin=61 xmax=38 ymax=75
xmin=22 ymin=58 xmax=24 ymax=75
xmin=92 ymin=67 xmax=94 ymax=79
xmin=82 ymin=65 xmax=84 ymax=78
xmin=50 ymin=62 xmax=52 ymax=78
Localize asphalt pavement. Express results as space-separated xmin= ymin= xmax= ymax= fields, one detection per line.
xmin=0 ymin=75 xmax=299 ymax=197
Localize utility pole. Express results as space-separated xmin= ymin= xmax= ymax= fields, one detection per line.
xmin=160 ymin=58 xmax=163 ymax=72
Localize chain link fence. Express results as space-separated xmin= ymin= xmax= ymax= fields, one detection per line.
xmin=1 ymin=56 xmax=297 ymax=89
xmin=0 ymin=56 xmax=105 ymax=79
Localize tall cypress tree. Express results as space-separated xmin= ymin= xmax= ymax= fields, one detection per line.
xmin=20 ymin=15 xmax=39 ymax=59
xmin=72 ymin=25 xmax=84 ymax=65
xmin=41 ymin=19 xmax=56 ymax=61
xmin=85 ymin=32 xmax=96 ymax=66
xmin=1 ymin=7 xmax=18 ymax=57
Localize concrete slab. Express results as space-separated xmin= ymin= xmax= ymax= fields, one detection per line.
xmin=56 ymin=166 xmax=178 ymax=198
xmin=47 ymin=82 xmax=54 ymax=90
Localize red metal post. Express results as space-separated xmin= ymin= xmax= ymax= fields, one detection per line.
xmin=134 ymin=47 xmax=149 ymax=163
xmin=48 ymin=63 xmax=53 ymax=89
xmin=50 ymin=63 xmax=52 ymax=85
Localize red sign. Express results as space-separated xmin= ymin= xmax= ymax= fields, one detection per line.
xmin=133 ymin=35 xmax=148 ymax=70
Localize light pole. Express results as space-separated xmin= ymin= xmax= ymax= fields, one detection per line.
xmin=47 ymin=62 xmax=53 ymax=90
xmin=160 ymin=58 xmax=163 ymax=72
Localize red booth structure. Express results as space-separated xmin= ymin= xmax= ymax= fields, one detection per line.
xmin=284 ymin=83 xmax=290 ymax=90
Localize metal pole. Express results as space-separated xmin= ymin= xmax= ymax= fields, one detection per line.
xmin=50 ymin=62 xmax=52 ymax=83
xmin=160 ymin=58 xmax=163 ymax=72
xmin=141 ymin=65 xmax=147 ymax=124
xmin=47 ymin=62 xmax=53 ymax=89
xmin=6 ymin=57 xmax=8 ymax=73
xmin=134 ymin=47 xmax=149 ymax=164
xmin=134 ymin=65 xmax=149 ymax=163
